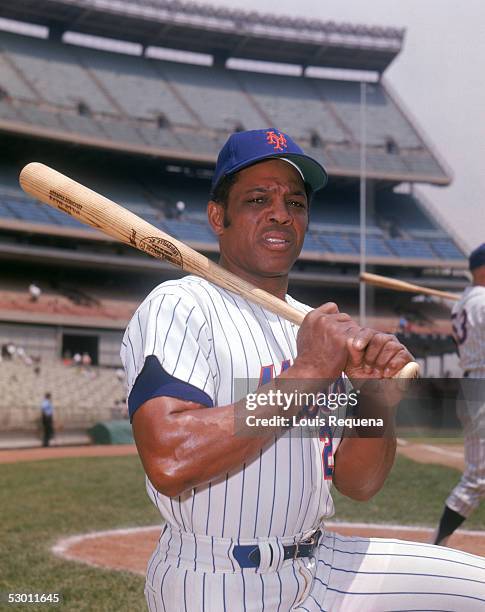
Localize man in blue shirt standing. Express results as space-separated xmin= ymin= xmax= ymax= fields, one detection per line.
xmin=40 ymin=392 xmax=54 ymax=447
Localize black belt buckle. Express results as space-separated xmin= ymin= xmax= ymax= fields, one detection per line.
xmin=234 ymin=529 xmax=322 ymax=568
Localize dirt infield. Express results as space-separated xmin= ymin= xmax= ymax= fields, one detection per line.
xmin=0 ymin=444 xmax=139 ymax=464
xmin=52 ymin=522 xmax=485 ymax=576
xmin=396 ymin=439 xmax=465 ymax=471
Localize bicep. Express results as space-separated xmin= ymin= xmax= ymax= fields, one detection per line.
xmin=132 ymin=396 xmax=207 ymax=487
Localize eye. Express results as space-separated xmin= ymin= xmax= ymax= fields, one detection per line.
xmin=288 ymin=199 xmax=307 ymax=209
xmin=247 ymin=197 xmax=265 ymax=204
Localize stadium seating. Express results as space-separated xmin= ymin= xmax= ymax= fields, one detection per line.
xmin=0 ymin=359 xmax=126 ymax=431
xmin=160 ymin=62 xmax=266 ymax=131
xmin=376 ymin=192 xmax=436 ymax=230
xmin=432 ymin=239 xmax=464 ymax=260
xmin=319 ymin=232 xmax=358 ymax=255
xmin=75 ymin=47 xmax=198 ymax=126
xmin=0 ymin=192 xmax=89 ymax=229
xmin=61 ymin=112 xmax=104 ymax=137
xmin=137 ymin=125 xmax=182 ymax=149
xmin=161 ymin=218 xmax=217 ymax=244
xmin=302 ymin=232 xmax=324 ymax=253
xmin=0 ymin=32 xmax=113 ymax=113
xmin=0 ymin=289 xmax=136 ymax=323
xmin=313 ymin=80 xmax=421 ymax=148
xmin=349 ymin=235 xmax=394 ymax=257
xmin=0 ymin=30 xmax=451 ymax=187
xmin=0 ymin=47 xmax=38 ymax=101
xmin=387 ymin=238 xmax=436 ymax=259
xmin=0 ymin=183 xmax=465 ymax=261
xmin=16 ymin=103 xmax=66 ymax=131
xmin=233 ymin=71 xmax=346 ymax=142
xmin=0 ymin=99 xmax=21 ymax=121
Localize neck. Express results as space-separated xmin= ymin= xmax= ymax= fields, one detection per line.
xmin=472 ymin=268 xmax=485 ymax=286
xmin=218 ymin=255 xmax=289 ymax=301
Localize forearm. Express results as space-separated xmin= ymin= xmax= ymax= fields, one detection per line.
xmin=332 ymin=392 xmax=397 ymax=501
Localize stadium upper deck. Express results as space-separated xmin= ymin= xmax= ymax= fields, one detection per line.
xmin=0 ymin=7 xmax=449 ymax=186
xmin=0 ymin=0 xmax=404 ymax=72
xmin=0 ymin=3 xmax=465 ymax=274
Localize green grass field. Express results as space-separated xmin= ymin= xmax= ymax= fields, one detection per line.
xmin=1 ymin=454 xmax=484 ymax=611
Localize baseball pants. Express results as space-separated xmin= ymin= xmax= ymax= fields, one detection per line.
xmin=144 ymin=525 xmax=485 ymax=611
xmin=446 ymin=381 xmax=485 ymax=518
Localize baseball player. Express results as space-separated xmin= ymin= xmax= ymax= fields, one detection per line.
xmin=121 ymin=129 xmax=485 ymax=611
xmin=432 ymin=243 xmax=485 ymax=547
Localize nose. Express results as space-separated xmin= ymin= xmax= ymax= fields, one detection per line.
xmin=268 ymin=195 xmax=292 ymax=225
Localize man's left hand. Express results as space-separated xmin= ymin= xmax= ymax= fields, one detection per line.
xmin=344 ymin=329 xmax=414 ymax=405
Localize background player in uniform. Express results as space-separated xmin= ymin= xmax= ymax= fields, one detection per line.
xmin=432 ymin=243 xmax=485 ymax=546
xmin=122 ymin=129 xmax=485 ymax=611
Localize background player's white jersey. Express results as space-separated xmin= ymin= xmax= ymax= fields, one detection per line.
xmin=451 ymin=285 xmax=485 ymax=375
xmin=121 ymin=275 xmax=346 ymax=539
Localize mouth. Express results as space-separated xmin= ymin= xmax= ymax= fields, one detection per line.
xmin=261 ymin=232 xmax=293 ymax=251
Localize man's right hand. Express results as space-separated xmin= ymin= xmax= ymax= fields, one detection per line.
xmin=294 ymin=302 xmax=360 ymax=380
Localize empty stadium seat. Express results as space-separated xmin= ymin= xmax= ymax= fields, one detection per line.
xmin=319 ymin=232 xmax=358 ymax=255
xmin=76 ymin=47 xmax=197 ymax=125
xmin=0 ymin=47 xmax=38 ymax=101
xmin=0 ymin=99 xmax=21 ymax=121
xmin=237 ymin=71 xmax=346 ymax=142
xmin=432 ymin=240 xmax=464 ymax=260
xmin=302 ymin=233 xmax=324 ymax=253
xmin=161 ymin=218 xmax=217 ymax=244
xmin=313 ymin=79 xmax=421 ymax=149
xmin=0 ymin=32 xmax=113 ymax=113
xmin=16 ymin=103 xmax=65 ymax=131
xmin=349 ymin=236 xmax=394 ymax=257
xmin=387 ymin=238 xmax=435 ymax=259
xmin=376 ymin=192 xmax=436 ymax=231
xmin=160 ymin=62 xmax=267 ymax=131
xmin=0 ymin=360 xmax=126 ymax=431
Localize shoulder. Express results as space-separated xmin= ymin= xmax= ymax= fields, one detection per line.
xmin=141 ymin=275 xmax=209 ymax=304
xmin=456 ymin=286 xmax=485 ymax=312
xmin=132 ymin=276 xmax=216 ymax=318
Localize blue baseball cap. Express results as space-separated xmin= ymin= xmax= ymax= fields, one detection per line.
xmin=469 ymin=243 xmax=485 ymax=271
xmin=211 ymin=128 xmax=328 ymax=196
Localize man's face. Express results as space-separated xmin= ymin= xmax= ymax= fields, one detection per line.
xmin=208 ymin=159 xmax=309 ymax=281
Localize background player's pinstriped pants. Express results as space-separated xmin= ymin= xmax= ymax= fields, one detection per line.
xmin=144 ymin=525 xmax=485 ymax=611
xmin=446 ymin=379 xmax=485 ymax=518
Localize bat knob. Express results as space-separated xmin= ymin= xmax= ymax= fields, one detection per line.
xmin=393 ymin=361 xmax=420 ymax=379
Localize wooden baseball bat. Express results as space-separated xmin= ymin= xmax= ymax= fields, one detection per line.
xmin=360 ymin=272 xmax=459 ymax=301
xmin=19 ymin=162 xmax=419 ymax=379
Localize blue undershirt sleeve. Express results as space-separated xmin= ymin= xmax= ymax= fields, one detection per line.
xmin=128 ymin=355 xmax=214 ymax=422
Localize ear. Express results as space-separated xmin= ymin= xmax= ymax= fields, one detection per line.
xmin=207 ymin=200 xmax=225 ymax=236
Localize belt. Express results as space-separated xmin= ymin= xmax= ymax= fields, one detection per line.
xmin=232 ymin=530 xmax=322 ymax=569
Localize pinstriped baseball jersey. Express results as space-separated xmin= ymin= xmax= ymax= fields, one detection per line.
xmin=121 ymin=275 xmax=345 ymax=539
xmin=452 ymin=285 xmax=485 ymax=375
xmin=122 ymin=276 xmax=485 ymax=612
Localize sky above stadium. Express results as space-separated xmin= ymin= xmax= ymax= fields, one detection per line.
xmin=211 ymin=0 xmax=485 ymax=253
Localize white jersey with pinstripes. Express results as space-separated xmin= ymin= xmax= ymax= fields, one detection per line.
xmin=452 ymin=285 xmax=485 ymax=375
xmin=121 ymin=275 xmax=342 ymax=540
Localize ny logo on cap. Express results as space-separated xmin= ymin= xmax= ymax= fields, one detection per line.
xmin=266 ymin=130 xmax=288 ymax=152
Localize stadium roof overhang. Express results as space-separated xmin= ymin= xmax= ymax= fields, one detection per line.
xmin=0 ymin=0 xmax=404 ymax=73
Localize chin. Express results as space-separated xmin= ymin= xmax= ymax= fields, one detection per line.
xmin=257 ymin=265 xmax=292 ymax=278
